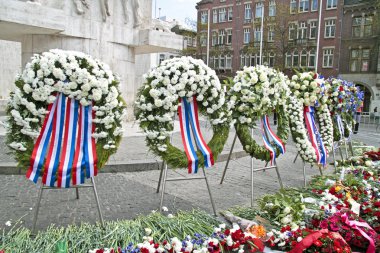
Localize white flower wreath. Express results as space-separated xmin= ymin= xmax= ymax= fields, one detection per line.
xmin=135 ymin=56 xmax=231 ymax=168
xmin=6 ymin=49 xmax=126 ymax=169
xmin=288 ymin=72 xmax=333 ymax=164
xmin=227 ymin=65 xmax=290 ymax=161
xmin=228 ymin=65 xmax=290 ymax=126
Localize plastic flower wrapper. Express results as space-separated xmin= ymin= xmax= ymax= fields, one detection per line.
xmin=311 ymin=210 xmax=380 ymax=252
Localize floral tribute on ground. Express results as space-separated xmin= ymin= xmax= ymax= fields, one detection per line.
xmin=135 ymin=56 xmax=231 ymax=171
xmin=228 ymin=145 xmax=380 ymax=253
xmin=6 ymin=49 xmax=126 ymax=187
xmin=287 ymin=72 xmax=333 ymax=166
xmin=228 ymin=65 xmax=290 ymax=163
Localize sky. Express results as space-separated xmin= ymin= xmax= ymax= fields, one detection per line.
xmin=152 ymin=0 xmax=198 ymax=23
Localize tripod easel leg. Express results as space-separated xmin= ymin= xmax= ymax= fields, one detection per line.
xmin=75 ymin=188 xmax=79 ymax=199
xmin=303 ymin=162 xmax=307 ymax=188
xmin=348 ymin=140 xmax=354 ymax=157
xmin=251 ymin=157 xmax=254 ymax=207
xmin=91 ymin=177 xmax=104 ymax=228
xmin=159 ymin=162 xmax=168 ymax=212
xmin=220 ymin=133 xmax=237 ymax=184
xmin=274 ymin=162 xmax=284 ymax=189
xmin=32 ymin=182 xmax=44 ymax=235
xmin=156 ymin=161 xmax=165 ymax=193
xmin=293 ymin=153 xmax=299 ymax=163
xmin=338 ymin=144 xmax=344 ymax=161
xmin=202 ymin=167 xmax=217 ymax=216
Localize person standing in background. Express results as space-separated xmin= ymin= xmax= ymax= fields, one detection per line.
xmin=354 ymin=101 xmax=364 ymax=134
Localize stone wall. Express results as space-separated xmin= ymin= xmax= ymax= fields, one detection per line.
xmin=0 ymin=40 xmax=21 ymax=112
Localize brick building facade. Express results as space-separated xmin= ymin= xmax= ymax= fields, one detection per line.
xmin=195 ymin=0 xmax=379 ymax=111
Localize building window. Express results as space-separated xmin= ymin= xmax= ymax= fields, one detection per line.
xmin=200 ymin=34 xmax=207 ymax=46
xmin=268 ymin=25 xmax=274 ymax=42
xmin=364 ymin=16 xmax=373 ymax=36
xmin=201 ymin=11 xmax=208 ymax=24
xmin=212 ymin=31 xmax=218 ymax=46
xmin=214 ymin=57 xmax=219 ymax=69
xmin=269 ymin=52 xmax=275 ymax=67
xmin=256 ymin=3 xmax=263 ymax=18
xmin=323 ymin=48 xmax=334 ymax=68
xmin=226 ymin=55 xmax=232 ymax=69
xmin=299 ymin=0 xmax=309 ymax=12
xmin=298 ymin=22 xmax=307 ymax=39
xmin=300 ymin=50 xmax=307 ymax=67
xmin=228 ymin=7 xmax=233 ymax=21
xmin=286 ymin=52 xmax=292 ymax=67
xmin=326 ymin=0 xmax=337 ymax=9
xmin=218 ymin=30 xmax=225 ymax=45
xmin=308 ymin=49 xmax=316 ymax=67
xmin=324 ymin=19 xmax=336 ymax=38
xmin=245 ymin=4 xmax=252 ymax=20
xmin=350 ymin=49 xmax=370 ymax=72
xmin=269 ymin=1 xmax=276 ymax=16
xmin=254 ymin=26 xmax=262 ymax=42
xmin=289 ymin=23 xmax=297 ymax=40
xmin=250 ymin=54 xmax=256 ymax=66
xmin=219 ymin=8 xmax=227 ymax=22
xmin=226 ymin=29 xmax=232 ymax=44
xmin=244 ymin=28 xmax=250 ymax=44
xmin=311 ymin=0 xmax=318 ymax=11
xmin=219 ymin=55 xmax=225 ymax=69
xmin=309 ymin=21 xmax=317 ymax=39
xmin=293 ymin=51 xmax=299 ymax=67
xmin=213 ymin=9 xmax=218 ymax=23
xmin=290 ymin=0 xmax=297 ymax=14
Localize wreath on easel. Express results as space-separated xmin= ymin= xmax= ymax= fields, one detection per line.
xmin=287 ymin=72 xmax=333 ymax=166
xmin=227 ymin=65 xmax=290 ymax=163
xmin=134 ymin=57 xmax=231 ymax=171
xmin=6 ymin=49 xmax=126 ymax=187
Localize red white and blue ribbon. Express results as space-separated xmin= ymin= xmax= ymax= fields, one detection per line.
xmin=261 ymin=115 xmax=286 ymax=165
xmin=178 ymin=97 xmax=214 ymax=173
xmin=335 ymin=114 xmax=345 ymax=140
xmin=57 ymin=98 xmax=79 ymax=188
xmin=304 ymin=106 xmax=327 ymax=166
xmin=26 ymin=92 xmax=98 ymax=187
xmin=72 ymin=105 xmax=86 ymax=185
xmin=187 ymin=97 xmax=214 ymax=168
xmin=26 ymin=94 xmax=59 ymax=183
xmin=178 ymin=98 xmax=199 ymax=173
xmin=42 ymin=93 xmax=66 ymax=187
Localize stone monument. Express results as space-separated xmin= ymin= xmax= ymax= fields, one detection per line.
xmin=0 ymin=0 xmax=182 ymax=119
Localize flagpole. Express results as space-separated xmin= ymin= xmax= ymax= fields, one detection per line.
xmin=315 ymin=0 xmax=323 ymax=72
xmin=206 ymin=9 xmax=210 ymax=66
xmin=259 ymin=5 xmax=264 ymax=65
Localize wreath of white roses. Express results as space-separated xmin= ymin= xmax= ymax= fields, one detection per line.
xmin=135 ymin=56 xmax=231 ymax=169
xmin=228 ymin=65 xmax=290 ymax=161
xmin=6 ymin=49 xmax=126 ymax=169
xmin=288 ymin=72 xmax=333 ymax=164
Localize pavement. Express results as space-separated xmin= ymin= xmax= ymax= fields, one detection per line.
xmin=0 ymin=117 xmax=379 ymax=232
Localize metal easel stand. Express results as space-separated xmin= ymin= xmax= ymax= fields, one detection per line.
xmin=220 ymin=131 xmax=284 ymax=207
xmin=294 ymin=153 xmax=323 ymax=187
xmin=32 ymin=177 xmax=104 ymax=235
xmin=156 ymin=136 xmax=217 ymax=216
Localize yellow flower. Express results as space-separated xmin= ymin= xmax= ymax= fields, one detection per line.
xmin=346 ymin=192 xmax=351 ymax=199
xmin=335 ymin=186 xmax=342 ymax=192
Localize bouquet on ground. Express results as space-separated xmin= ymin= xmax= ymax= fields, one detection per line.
xmin=267 ymin=225 xmax=351 ymax=253
xmin=312 ymin=210 xmax=380 ymax=252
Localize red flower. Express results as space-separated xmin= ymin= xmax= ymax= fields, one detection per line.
xmin=224 ymin=229 xmax=230 ymax=236
xmin=374 ymin=202 xmax=380 ymax=208
xmin=140 ymin=248 xmax=149 ymax=253
xmin=313 ymin=240 xmax=323 ymax=247
xmin=96 ymin=250 xmax=104 ymax=253
xmin=313 ymin=73 xmax=318 ymax=79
